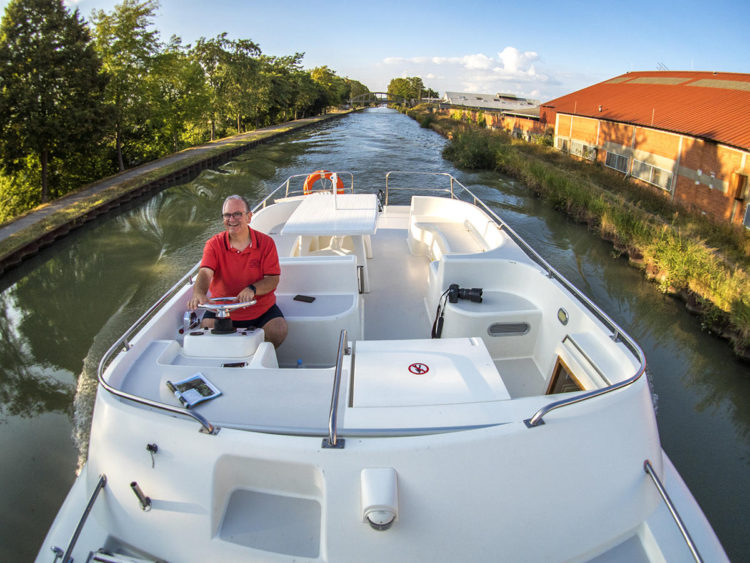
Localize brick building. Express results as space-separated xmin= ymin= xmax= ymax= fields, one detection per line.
xmin=441 ymin=91 xmax=546 ymax=138
xmin=540 ymin=71 xmax=750 ymax=226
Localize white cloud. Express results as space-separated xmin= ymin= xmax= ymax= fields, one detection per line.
xmin=380 ymin=46 xmax=559 ymax=98
xmin=460 ymin=54 xmax=494 ymax=70
xmin=496 ymin=47 xmax=539 ymax=74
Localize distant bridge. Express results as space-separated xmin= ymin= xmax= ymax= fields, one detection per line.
xmin=350 ymin=92 xmax=407 ymax=106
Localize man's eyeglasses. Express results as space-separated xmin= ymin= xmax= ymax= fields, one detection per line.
xmin=222 ymin=211 xmax=246 ymax=220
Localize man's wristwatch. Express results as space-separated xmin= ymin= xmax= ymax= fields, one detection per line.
xmin=248 ymin=284 xmax=257 ymax=297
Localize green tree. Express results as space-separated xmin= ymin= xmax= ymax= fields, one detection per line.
xmin=147 ymin=36 xmax=210 ymax=153
xmin=92 ymin=0 xmax=160 ymax=171
xmin=311 ymin=65 xmax=349 ymax=110
xmin=191 ymin=33 xmax=232 ymax=140
xmin=387 ymin=77 xmax=411 ymax=102
xmin=0 ymin=0 xmax=107 ymax=203
xmin=387 ymin=76 xmax=432 ymax=104
xmin=347 ymin=78 xmax=370 ymax=102
xmin=225 ymin=38 xmax=260 ymax=133
xmin=249 ymin=53 xmax=307 ymax=126
xmin=292 ymin=69 xmax=325 ymax=119
xmin=408 ymin=76 xmax=425 ymax=101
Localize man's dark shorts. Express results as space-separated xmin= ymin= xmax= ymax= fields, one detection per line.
xmin=203 ymin=304 xmax=284 ymax=329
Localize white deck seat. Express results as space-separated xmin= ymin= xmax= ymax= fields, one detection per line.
xmin=253 ymin=200 xmax=307 ymax=257
xmin=407 ymin=196 xmax=504 ymax=260
xmin=275 ymin=255 xmax=363 ymax=367
xmin=411 ymin=218 xmax=486 ymax=258
xmin=251 ymin=199 xmax=303 ymax=234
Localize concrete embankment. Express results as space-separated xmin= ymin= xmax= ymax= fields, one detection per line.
xmin=0 ymin=112 xmax=352 ymax=277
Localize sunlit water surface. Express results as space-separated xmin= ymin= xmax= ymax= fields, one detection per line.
xmin=1 ymin=108 xmax=747 ymax=561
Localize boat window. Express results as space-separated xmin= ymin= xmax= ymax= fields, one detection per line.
xmin=545 ymin=357 xmax=583 ymax=395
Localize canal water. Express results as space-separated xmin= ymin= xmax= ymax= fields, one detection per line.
xmin=1 ymin=108 xmax=747 ymax=561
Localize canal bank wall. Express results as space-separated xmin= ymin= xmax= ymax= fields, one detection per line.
xmin=0 ymin=111 xmax=354 ymax=277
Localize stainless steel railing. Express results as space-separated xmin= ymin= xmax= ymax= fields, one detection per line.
xmin=254 ymin=171 xmax=354 ymax=210
xmin=52 ymin=474 xmax=107 ymax=563
xmin=385 ymin=170 xmax=455 ymax=203
xmin=323 ymin=330 xmax=349 ymax=448
xmin=644 ymin=459 xmax=703 ymax=562
xmin=96 ymin=266 xmax=219 ymax=435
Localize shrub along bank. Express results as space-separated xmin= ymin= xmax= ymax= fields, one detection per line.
xmin=407 ymin=105 xmax=750 ymax=360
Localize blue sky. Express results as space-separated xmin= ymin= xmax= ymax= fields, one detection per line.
xmin=3 ymin=0 xmax=749 ymax=101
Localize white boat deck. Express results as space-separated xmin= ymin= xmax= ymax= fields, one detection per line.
xmin=38 ymin=181 xmax=728 ymax=563
xmin=363 ymin=211 xmax=432 ymax=340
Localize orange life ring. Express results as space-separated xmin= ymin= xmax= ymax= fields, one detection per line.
xmin=303 ymin=170 xmax=345 ymax=195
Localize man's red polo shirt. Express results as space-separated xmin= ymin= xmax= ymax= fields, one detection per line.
xmin=200 ymin=226 xmax=280 ymax=320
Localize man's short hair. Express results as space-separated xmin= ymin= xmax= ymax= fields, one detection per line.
xmin=223 ymin=194 xmax=251 ymax=212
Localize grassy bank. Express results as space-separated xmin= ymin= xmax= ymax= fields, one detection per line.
xmin=408 ymin=105 xmax=750 ymax=359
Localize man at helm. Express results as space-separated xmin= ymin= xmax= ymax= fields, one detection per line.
xmin=188 ymin=194 xmax=288 ymax=348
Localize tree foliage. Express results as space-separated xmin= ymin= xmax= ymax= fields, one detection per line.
xmin=0 ymin=0 xmax=107 ymax=204
xmin=0 ymin=0 xmax=369 ymax=223
xmin=91 ymin=0 xmax=160 ymax=170
xmin=387 ymin=76 xmax=438 ymax=103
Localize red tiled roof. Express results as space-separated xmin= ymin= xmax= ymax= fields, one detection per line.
xmin=542 ymin=71 xmax=750 ymax=151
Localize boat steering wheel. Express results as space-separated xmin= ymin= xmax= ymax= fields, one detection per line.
xmin=197 ymin=297 xmax=256 ymax=334
xmin=198 ymin=296 xmax=256 ymax=318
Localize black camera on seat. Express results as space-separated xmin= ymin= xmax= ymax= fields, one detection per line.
xmin=448 ymin=283 xmax=483 ymax=303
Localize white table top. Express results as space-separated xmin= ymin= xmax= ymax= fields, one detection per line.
xmin=281 ymin=193 xmax=378 ymax=236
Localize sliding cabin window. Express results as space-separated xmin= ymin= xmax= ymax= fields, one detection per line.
xmin=545 ymin=357 xmax=584 ymax=395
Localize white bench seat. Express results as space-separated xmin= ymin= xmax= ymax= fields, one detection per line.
xmin=276 ymin=293 xmax=357 ymax=319
xmin=407 ymin=196 xmax=504 ymax=260
xmin=413 ymin=219 xmax=486 ymax=257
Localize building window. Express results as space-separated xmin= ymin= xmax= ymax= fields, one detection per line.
xmin=556 ymin=137 xmax=569 ymax=152
xmin=570 ymin=140 xmax=584 ymax=157
xmin=632 ymin=159 xmax=673 ymax=192
xmin=569 ymin=141 xmax=597 ymax=161
xmin=605 ymin=151 xmax=629 ymax=173
xmin=744 ymin=204 xmax=750 ymax=229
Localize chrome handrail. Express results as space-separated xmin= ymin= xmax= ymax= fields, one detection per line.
xmin=96 ymin=265 xmax=219 ymax=435
xmin=254 ymin=171 xmax=355 ymax=210
xmin=280 ymin=171 xmax=355 ymax=197
xmin=385 ymin=170 xmax=454 ymax=204
xmin=323 ymin=329 xmax=348 ymax=448
xmin=644 ymin=459 xmax=703 ymax=563
xmin=58 ymin=474 xmax=107 ymax=563
xmin=384 ymin=171 xmax=646 ymax=427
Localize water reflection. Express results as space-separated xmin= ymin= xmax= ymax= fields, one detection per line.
xmin=0 ymin=290 xmax=72 ymax=419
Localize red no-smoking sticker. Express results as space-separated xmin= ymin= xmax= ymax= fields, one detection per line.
xmin=408 ymin=362 xmax=429 ymax=375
